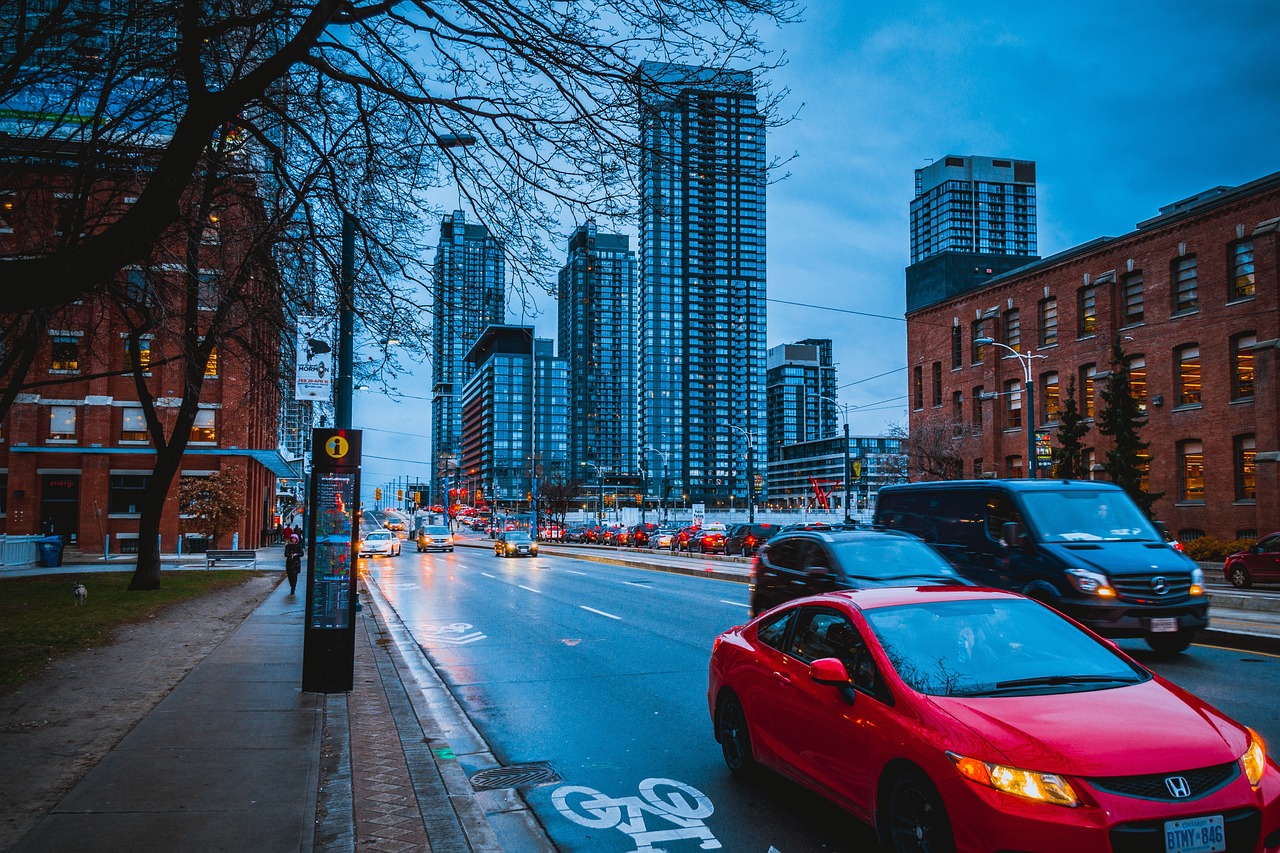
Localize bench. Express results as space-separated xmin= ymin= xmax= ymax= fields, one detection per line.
xmin=205 ymin=549 xmax=258 ymax=569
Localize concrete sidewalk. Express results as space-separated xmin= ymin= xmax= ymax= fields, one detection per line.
xmin=10 ymin=550 xmax=520 ymax=853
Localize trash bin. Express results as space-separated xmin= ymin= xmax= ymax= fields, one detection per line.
xmin=38 ymin=536 xmax=64 ymax=568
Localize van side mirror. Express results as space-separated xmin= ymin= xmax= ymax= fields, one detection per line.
xmin=1002 ymin=521 xmax=1028 ymax=549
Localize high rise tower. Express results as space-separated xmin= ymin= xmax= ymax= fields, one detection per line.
xmin=637 ymin=61 xmax=767 ymax=508
xmin=557 ymin=221 xmax=638 ymax=478
xmin=432 ymin=211 xmax=505 ymax=486
xmin=765 ymin=340 xmax=838 ymax=463
xmin=906 ymin=155 xmax=1039 ymax=312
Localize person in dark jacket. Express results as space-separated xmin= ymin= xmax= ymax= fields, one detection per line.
xmin=284 ymin=534 xmax=303 ymax=594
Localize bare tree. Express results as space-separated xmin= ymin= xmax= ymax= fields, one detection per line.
xmin=894 ymin=416 xmax=966 ymax=482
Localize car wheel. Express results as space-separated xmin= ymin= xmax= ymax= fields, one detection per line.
xmin=1229 ymin=565 xmax=1252 ymax=589
xmin=741 ymin=544 xmax=751 ymax=557
xmin=1146 ymin=630 xmax=1195 ymax=655
xmin=884 ymin=768 xmax=954 ymax=853
xmin=716 ymin=693 xmax=756 ymax=775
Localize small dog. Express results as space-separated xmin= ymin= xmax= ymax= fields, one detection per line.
xmin=73 ymin=583 xmax=87 ymax=606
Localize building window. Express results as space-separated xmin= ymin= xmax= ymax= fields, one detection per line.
xmin=108 ymin=474 xmax=151 ymax=515
xmin=1004 ymin=379 xmax=1022 ymax=429
xmin=197 ymin=272 xmax=220 ymax=311
xmin=1175 ymin=345 xmax=1201 ymax=407
xmin=121 ymin=408 xmax=148 ymax=442
xmin=1231 ymin=240 xmax=1255 ymax=300
xmin=950 ymin=326 xmax=962 ymax=369
xmin=1079 ymin=363 xmax=1096 ymax=419
xmin=912 ymin=365 xmax=923 ymax=411
xmin=1237 ymin=529 xmax=1258 ymax=541
xmin=124 ymin=269 xmax=152 ymax=305
xmin=931 ymin=362 xmax=942 ymax=407
xmin=1179 ymin=529 xmax=1206 ymax=543
xmin=124 ymin=337 xmax=152 ymax=373
xmin=1127 ymin=355 xmax=1146 ymax=412
xmin=1038 ymin=297 xmax=1058 ymax=346
xmin=971 ymin=320 xmax=986 ymax=363
xmin=191 ymin=410 xmax=217 ymax=443
xmin=205 ymin=346 xmax=219 ymax=377
xmin=1005 ymin=455 xmax=1024 ymax=479
xmin=1002 ymin=309 xmax=1020 ymax=352
xmin=1177 ymin=440 xmax=1204 ymax=502
xmin=971 ymin=385 xmax=984 ymax=433
xmin=1077 ymin=285 xmax=1096 ymax=337
xmin=1136 ymin=449 xmax=1151 ymax=492
xmin=0 ymin=190 xmax=14 ymax=232
xmin=1232 ymin=333 xmax=1256 ymax=400
xmin=952 ymin=389 xmax=963 ymax=423
xmin=1041 ymin=372 xmax=1059 ymax=423
xmin=972 ymin=458 xmax=984 ymax=478
xmin=50 ymin=334 xmax=80 ymax=372
xmin=1083 ymin=448 xmax=1096 ymax=480
xmin=1122 ymin=272 xmax=1144 ymax=325
xmin=49 ymin=405 xmax=77 ymax=441
xmin=1236 ymin=434 xmax=1256 ymax=501
xmin=1172 ymin=255 xmax=1198 ymax=313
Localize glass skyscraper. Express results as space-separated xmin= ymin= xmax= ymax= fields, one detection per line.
xmin=765 ymin=339 xmax=838 ymax=464
xmin=557 ymin=221 xmax=638 ymax=480
xmin=637 ymin=61 xmax=767 ymax=508
xmin=432 ymin=211 xmax=505 ymax=485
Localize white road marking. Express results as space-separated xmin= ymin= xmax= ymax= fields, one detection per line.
xmin=580 ymin=605 xmax=621 ymax=620
xmin=481 ymin=573 xmax=497 ymax=578
xmin=520 ymin=585 xmax=541 ymax=594
xmin=721 ymin=599 xmax=750 ymax=608
xmin=623 ymin=581 xmax=652 ymax=588
xmin=566 ymin=570 xmax=589 ymax=576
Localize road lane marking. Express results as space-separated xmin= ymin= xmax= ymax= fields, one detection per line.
xmin=520 ymin=585 xmax=541 ymax=594
xmin=720 ymin=599 xmax=750 ymax=607
xmin=623 ymin=581 xmax=652 ymax=588
xmin=566 ymin=570 xmax=589 ymax=576
xmin=580 ymin=605 xmax=621 ymax=620
xmin=481 ymin=573 xmax=497 ymax=578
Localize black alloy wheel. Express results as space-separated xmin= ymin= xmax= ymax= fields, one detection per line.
xmin=885 ymin=769 xmax=954 ymax=853
xmin=716 ymin=693 xmax=756 ymax=775
xmin=1229 ymin=565 xmax=1253 ymax=589
xmin=741 ymin=544 xmax=751 ymax=557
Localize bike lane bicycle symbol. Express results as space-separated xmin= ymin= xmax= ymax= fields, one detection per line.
xmin=551 ymin=777 xmax=722 ymax=853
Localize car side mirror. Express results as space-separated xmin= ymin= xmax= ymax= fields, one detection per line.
xmin=810 ymin=658 xmax=856 ymax=705
xmin=1002 ymin=521 xmax=1028 ymax=549
xmin=806 ymin=564 xmax=830 ymax=577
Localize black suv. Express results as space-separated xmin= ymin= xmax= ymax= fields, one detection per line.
xmin=723 ymin=522 xmax=781 ymax=557
xmin=749 ymin=528 xmax=966 ymax=616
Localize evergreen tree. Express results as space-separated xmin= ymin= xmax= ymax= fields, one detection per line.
xmin=1097 ymin=336 xmax=1163 ymax=515
xmin=1051 ymin=375 xmax=1090 ymax=479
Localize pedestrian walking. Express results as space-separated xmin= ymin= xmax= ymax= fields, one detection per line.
xmin=284 ymin=534 xmax=303 ymax=594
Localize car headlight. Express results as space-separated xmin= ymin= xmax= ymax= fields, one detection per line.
xmin=1243 ymin=727 xmax=1267 ymax=787
xmin=1190 ymin=566 xmax=1205 ymax=596
xmin=1065 ymin=567 xmax=1115 ymax=597
xmin=948 ymin=752 xmax=1079 ymax=806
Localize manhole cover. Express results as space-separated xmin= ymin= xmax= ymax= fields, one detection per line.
xmin=470 ymin=761 xmax=562 ymax=791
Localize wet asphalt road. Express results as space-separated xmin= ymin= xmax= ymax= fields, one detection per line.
xmin=364 ymin=538 xmax=1280 ymax=853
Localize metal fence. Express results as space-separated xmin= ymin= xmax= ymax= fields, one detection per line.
xmin=0 ymin=534 xmax=43 ymax=567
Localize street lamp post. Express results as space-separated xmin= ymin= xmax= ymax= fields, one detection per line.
xmin=581 ymin=461 xmax=606 ymax=523
xmin=727 ymin=425 xmax=757 ymax=523
xmin=975 ymin=337 xmax=1047 ymax=479
xmin=643 ymin=446 xmax=670 ymax=525
xmin=820 ymin=396 xmax=854 ymax=523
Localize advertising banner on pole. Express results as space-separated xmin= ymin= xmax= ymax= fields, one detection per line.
xmin=295 ymin=316 xmax=334 ymax=401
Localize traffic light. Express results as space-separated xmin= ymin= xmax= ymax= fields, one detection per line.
xmin=414 ymin=491 xmax=421 ymax=506
xmin=397 ymin=488 xmax=404 ymax=501
xmin=375 ymin=487 xmax=382 ymax=502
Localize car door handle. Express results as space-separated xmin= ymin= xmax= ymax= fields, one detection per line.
xmin=773 ymin=671 xmax=792 ymax=687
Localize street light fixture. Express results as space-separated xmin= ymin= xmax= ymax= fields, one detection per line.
xmin=820 ymin=396 xmax=854 ymax=523
xmin=643 ymin=446 xmax=670 ymax=524
xmin=975 ymin=337 xmax=1048 ymax=479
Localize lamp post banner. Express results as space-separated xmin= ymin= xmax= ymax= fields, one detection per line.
xmin=295 ymin=316 xmax=335 ymax=401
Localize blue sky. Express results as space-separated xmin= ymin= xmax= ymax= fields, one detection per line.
xmin=353 ymin=0 xmax=1280 ymax=498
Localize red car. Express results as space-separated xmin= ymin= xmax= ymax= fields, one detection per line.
xmin=672 ymin=525 xmax=701 ymax=552
xmin=1225 ymin=533 xmax=1280 ymax=589
xmin=696 ymin=523 xmax=730 ymax=554
xmin=709 ymin=586 xmax=1280 ymax=851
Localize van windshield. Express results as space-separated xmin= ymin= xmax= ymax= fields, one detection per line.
xmin=1020 ymin=490 xmax=1158 ymax=542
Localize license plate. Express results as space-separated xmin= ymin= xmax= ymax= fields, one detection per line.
xmin=1149 ymin=617 xmax=1179 ymax=633
xmin=1164 ymin=815 xmax=1225 ymax=853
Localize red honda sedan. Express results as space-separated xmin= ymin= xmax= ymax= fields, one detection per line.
xmin=708 ymin=587 xmax=1280 ymax=852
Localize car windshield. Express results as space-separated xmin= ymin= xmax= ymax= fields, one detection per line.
xmin=367 ymin=532 xmax=392 ymax=540
xmin=422 ymin=527 xmax=450 ymax=535
xmin=506 ymin=532 xmax=532 ymax=542
xmin=863 ymin=598 xmax=1148 ymax=697
xmin=1020 ymin=489 xmax=1159 ymax=542
xmin=828 ymin=537 xmax=959 ymax=582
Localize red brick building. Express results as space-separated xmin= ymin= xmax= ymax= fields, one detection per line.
xmin=0 ymin=164 xmax=291 ymax=554
xmin=906 ymin=171 xmax=1279 ymax=542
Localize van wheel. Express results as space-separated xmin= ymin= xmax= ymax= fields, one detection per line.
xmin=1146 ymin=630 xmax=1195 ymax=655
xmin=1228 ymin=565 xmax=1252 ymax=589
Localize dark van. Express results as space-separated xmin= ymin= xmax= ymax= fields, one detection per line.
xmin=874 ymin=480 xmax=1208 ymax=653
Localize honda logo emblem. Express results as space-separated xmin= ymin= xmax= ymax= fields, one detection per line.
xmin=1165 ymin=776 xmax=1192 ymax=798
xmin=1151 ymin=576 xmax=1168 ymax=594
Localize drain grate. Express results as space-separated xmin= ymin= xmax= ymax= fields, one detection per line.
xmin=470 ymin=761 xmax=562 ymax=791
